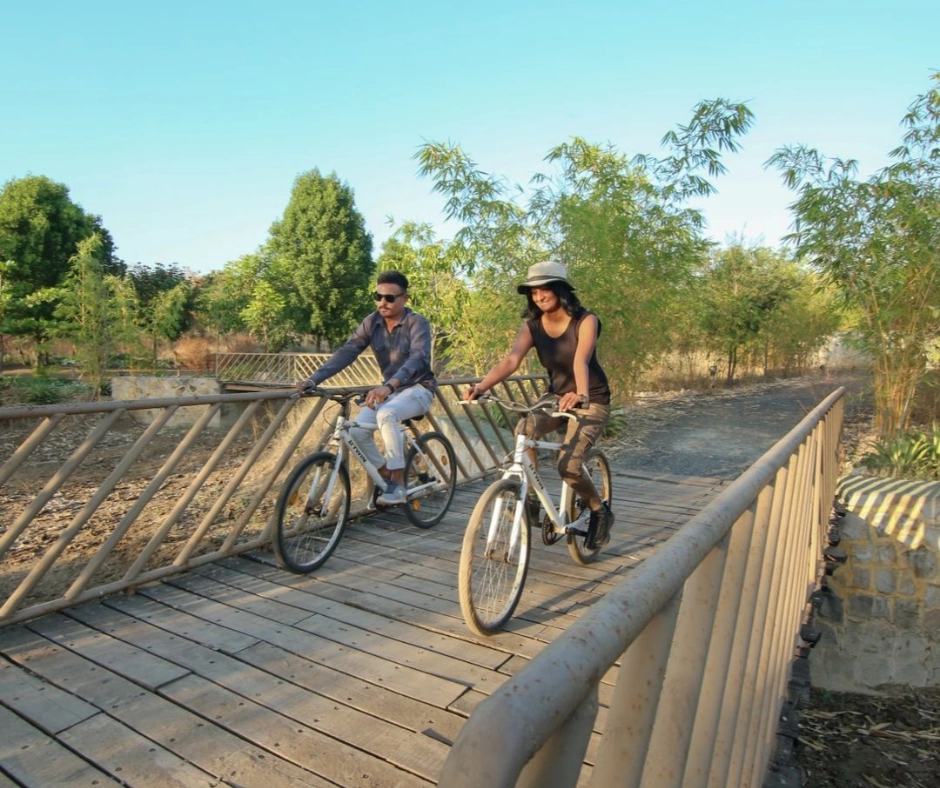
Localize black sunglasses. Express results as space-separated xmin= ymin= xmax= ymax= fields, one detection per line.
xmin=373 ymin=292 xmax=404 ymax=303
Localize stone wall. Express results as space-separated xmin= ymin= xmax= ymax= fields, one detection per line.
xmin=111 ymin=376 xmax=221 ymax=429
xmin=812 ymin=476 xmax=940 ymax=692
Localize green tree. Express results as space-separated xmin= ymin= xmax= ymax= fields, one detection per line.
xmin=53 ymin=234 xmax=116 ymax=396
xmin=269 ymin=170 xmax=374 ymax=347
xmin=0 ymin=260 xmax=14 ymax=372
xmin=376 ymin=222 xmax=470 ymax=363
xmin=412 ymin=98 xmax=753 ymax=388
xmin=127 ymin=263 xmax=189 ymax=311
xmin=241 ymin=280 xmax=291 ymax=351
xmin=207 ymin=249 xmax=298 ymax=350
xmin=0 ymin=176 xmax=122 ymax=352
xmin=127 ymin=263 xmax=198 ymax=363
xmin=769 ymin=71 xmax=940 ymax=434
xmin=146 ymin=281 xmax=192 ymax=364
xmin=697 ymin=245 xmax=799 ymax=383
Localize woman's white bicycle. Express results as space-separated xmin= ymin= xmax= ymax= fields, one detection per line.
xmin=457 ymin=396 xmax=612 ymax=635
xmin=274 ymin=387 xmax=457 ymax=573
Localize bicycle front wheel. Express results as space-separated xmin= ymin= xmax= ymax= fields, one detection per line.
xmin=274 ymin=452 xmax=350 ymax=573
xmin=458 ymin=478 xmax=530 ymax=635
xmin=567 ymin=449 xmax=613 ymax=565
xmin=403 ymin=431 xmax=457 ymax=529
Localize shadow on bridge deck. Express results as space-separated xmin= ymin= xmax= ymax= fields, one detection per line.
xmin=0 ymin=467 xmax=726 ymax=787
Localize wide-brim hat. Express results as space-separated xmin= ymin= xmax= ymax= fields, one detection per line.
xmin=517 ymin=260 xmax=575 ymax=293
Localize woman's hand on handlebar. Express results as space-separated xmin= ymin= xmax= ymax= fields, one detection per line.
xmin=464 ymin=384 xmax=486 ymax=402
xmin=558 ymin=392 xmax=589 ymax=412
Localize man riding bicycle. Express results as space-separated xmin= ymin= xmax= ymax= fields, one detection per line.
xmin=297 ymin=270 xmax=437 ymax=506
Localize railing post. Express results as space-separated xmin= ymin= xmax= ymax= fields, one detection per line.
xmin=714 ymin=465 xmax=789 ymax=788
xmin=593 ymin=591 xmax=682 ymax=787
xmin=641 ymin=534 xmax=730 ymax=787
xmin=705 ymin=482 xmax=776 ymax=786
xmin=516 ymin=686 xmax=598 ymax=788
xmin=735 ymin=445 xmax=801 ymax=785
xmin=681 ymin=501 xmax=758 ymax=787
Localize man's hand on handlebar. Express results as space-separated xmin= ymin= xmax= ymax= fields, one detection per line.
xmin=364 ymin=384 xmax=393 ymax=409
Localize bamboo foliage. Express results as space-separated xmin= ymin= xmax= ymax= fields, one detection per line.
xmin=769 ymin=71 xmax=940 ymax=435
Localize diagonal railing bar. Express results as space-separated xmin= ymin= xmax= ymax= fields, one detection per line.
xmin=0 ymin=409 xmax=124 ymax=562
xmin=122 ymin=402 xmax=227 ymax=581
xmin=0 ymin=411 xmax=132 ymax=617
xmin=682 ymin=496 xmax=759 ymax=784
xmin=433 ymin=382 xmax=490 ymax=478
xmin=0 ymin=413 xmax=65 ymax=489
xmin=173 ymin=398 xmax=268 ymax=565
xmin=229 ymin=396 xmax=332 ymax=544
xmin=707 ymin=481 xmax=777 ymax=788
xmin=438 ymin=387 xmax=845 ymax=788
xmin=216 ymin=352 xmax=383 ymax=388
xmin=62 ymin=407 xmax=180 ymax=601
xmin=0 ymin=376 xmax=541 ymax=626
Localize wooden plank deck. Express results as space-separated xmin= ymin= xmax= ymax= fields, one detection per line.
xmin=0 ymin=468 xmax=727 ymax=788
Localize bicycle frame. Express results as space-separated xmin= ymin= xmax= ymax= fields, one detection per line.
xmin=484 ymin=426 xmax=591 ymax=555
xmin=319 ymin=397 xmax=441 ymax=504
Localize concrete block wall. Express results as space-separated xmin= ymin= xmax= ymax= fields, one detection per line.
xmin=812 ymin=476 xmax=940 ymax=692
xmin=111 ymin=376 xmax=222 ymax=429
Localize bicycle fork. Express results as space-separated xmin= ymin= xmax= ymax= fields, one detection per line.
xmin=485 ymin=484 xmax=525 ymax=562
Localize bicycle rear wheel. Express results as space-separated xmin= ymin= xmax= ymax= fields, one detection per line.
xmin=458 ymin=478 xmax=530 ymax=635
xmin=274 ymin=452 xmax=350 ymax=573
xmin=567 ymin=449 xmax=612 ymax=565
xmin=403 ymin=431 xmax=457 ymax=528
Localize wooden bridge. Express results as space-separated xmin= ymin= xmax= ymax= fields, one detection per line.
xmin=0 ymin=467 xmax=726 ymax=787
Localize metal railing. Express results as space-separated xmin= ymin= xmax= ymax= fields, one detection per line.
xmin=0 ymin=375 xmax=546 ymax=626
xmin=438 ymin=387 xmax=845 ymax=788
xmin=214 ymin=352 xmax=382 ymax=387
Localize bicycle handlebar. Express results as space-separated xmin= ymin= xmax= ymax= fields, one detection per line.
xmin=460 ymin=395 xmax=579 ymax=421
xmin=295 ymin=386 xmax=367 ymax=406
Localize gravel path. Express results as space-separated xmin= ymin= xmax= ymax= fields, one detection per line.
xmin=609 ymin=372 xmax=869 ymax=479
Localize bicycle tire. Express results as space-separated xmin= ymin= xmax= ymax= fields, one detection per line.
xmin=567 ymin=449 xmax=612 ymax=565
xmin=274 ymin=452 xmax=350 ymax=573
xmin=458 ymin=478 xmax=530 ymax=635
xmin=402 ymin=431 xmax=457 ymax=529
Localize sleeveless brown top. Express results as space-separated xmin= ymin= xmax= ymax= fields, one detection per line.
xmin=527 ymin=311 xmax=611 ymax=405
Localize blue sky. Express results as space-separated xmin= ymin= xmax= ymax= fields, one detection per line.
xmin=2 ymin=1 xmax=937 ymax=274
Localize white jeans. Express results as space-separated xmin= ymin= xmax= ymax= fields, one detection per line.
xmin=349 ymin=385 xmax=435 ymax=471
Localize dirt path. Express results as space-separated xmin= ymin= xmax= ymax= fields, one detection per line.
xmin=610 ymin=371 xmax=869 ymax=479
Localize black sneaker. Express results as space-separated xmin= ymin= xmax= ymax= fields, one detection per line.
xmin=524 ymin=496 xmax=541 ymax=527
xmin=587 ymin=504 xmax=614 ymax=549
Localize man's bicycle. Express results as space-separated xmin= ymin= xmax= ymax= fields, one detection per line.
xmin=457 ymin=396 xmax=612 ymax=635
xmin=274 ymin=387 xmax=457 ymax=573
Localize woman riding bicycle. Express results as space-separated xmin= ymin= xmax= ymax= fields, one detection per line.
xmin=464 ymin=260 xmax=614 ymax=548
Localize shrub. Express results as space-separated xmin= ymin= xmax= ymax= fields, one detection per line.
xmin=174 ymin=336 xmax=212 ymax=371
xmin=860 ymin=425 xmax=940 ymax=480
xmin=0 ymin=376 xmax=90 ymax=406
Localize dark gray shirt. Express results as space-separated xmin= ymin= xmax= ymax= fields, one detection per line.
xmin=310 ymin=308 xmax=437 ymax=391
